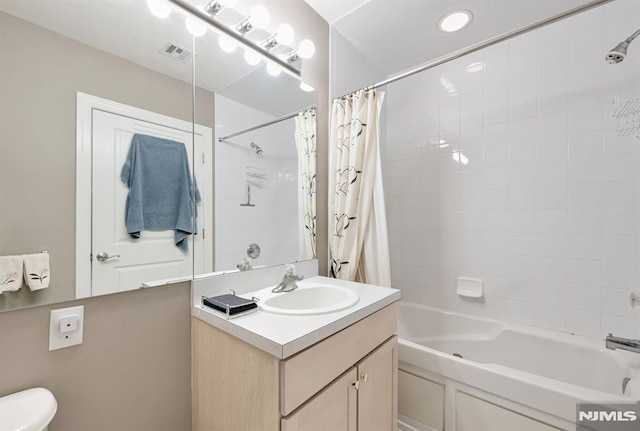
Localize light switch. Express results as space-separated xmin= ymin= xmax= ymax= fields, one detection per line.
xmin=49 ymin=305 xmax=84 ymax=351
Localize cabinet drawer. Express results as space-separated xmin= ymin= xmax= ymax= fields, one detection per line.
xmin=280 ymin=304 xmax=397 ymax=416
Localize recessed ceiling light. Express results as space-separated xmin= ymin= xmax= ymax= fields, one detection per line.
xmin=438 ymin=10 xmax=473 ymax=32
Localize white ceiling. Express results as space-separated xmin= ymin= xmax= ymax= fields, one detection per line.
xmin=330 ymin=0 xmax=599 ymax=76
xmin=0 ymin=0 xmax=313 ymax=116
xmin=303 ymin=0 xmax=372 ymax=24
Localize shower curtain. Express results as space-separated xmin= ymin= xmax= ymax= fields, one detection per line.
xmin=295 ymin=107 xmax=317 ymax=260
xmin=329 ymin=89 xmax=391 ymax=286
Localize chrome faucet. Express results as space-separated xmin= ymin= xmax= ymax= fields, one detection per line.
xmin=606 ymin=333 xmax=640 ymax=354
xmin=237 ymin=258 xmax=252 ymax=272
xmin=272 ymin=264 xmax=304 ymax=293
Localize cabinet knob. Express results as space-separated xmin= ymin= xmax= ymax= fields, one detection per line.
xmin=352 ymin=380 xmax=360 ymax=390
xmin=361 ymin=373 xmax=369 ymax=383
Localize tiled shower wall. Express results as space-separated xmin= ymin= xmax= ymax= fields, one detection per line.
xmin=382 ymin=0 xmax=640 ymax=338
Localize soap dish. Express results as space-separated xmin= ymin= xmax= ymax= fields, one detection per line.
xmin=202 ymin=292 xmax=259 ymax=319
xmin=456 ymin=277 xmax=484 ymax=298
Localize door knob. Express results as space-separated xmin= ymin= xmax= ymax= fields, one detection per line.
xmin=96 ymin=252 xmax=120 ymax=262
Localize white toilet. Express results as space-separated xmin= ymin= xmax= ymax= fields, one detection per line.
xmin=0 ymin=388 xmax=57 ymax=431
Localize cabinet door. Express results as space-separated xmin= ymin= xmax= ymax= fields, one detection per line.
xmin=281 ymin=367 xmax=357 ymax=431
xmin=357 ymin=336 xmax=398 ymax=431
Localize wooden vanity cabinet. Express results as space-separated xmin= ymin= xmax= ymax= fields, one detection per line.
xmin=192 ymin=303 xmax=398 ymax=431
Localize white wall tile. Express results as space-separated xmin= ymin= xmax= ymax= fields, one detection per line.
xmin=507 ymin=300 xmax=534 ymax=325
xmin=566 ymin=234 xmax=602 ymax=260
xmin=602 ymin=235 xmax=636 ymax=262
xmin=568 ymin=183 xmax=602 ymax=209
xmin=603 ymin=208 xmax=638 ymax=235
xmin=535 ymin=257 xmax=565 ymax=283
xmin=536 ymin=233 xmax=566 ymax=258
xmin=509 ymin=118 xmax=538 ymax=143
xmin=507 ymin=210 xmax=536 ymax=233
xmin=566 ymin=259 xmax=601 ymax=286
xmin=536 ymin=185 xmax=567 ymax=209
xmin=568 ymin=209 xmax=602 ymax=234
xmin=381 ymin=0 xmax=640 ymax=338
xmin=534 ymin=304 xmax=566 ymax=331
xmin=566 ymin=309 xmax=601 ymax=337
xmin=601 ymin=287 xmax=634 ymax=317
xmin=568 ymin=131 xmax=603 ymax=159
xmin=509 ymin=140 xmax=538 ymax=165
xmin=538 ymin=137 xmax=568 ymax=162
xmin=602 ymin=261 xmax=637 ymax=290
xmin=536 ymin=209 xmax=568 ymax=233
xmin=484 ymin=145 xmax=509 ymax=168
xmin=535 ymin=281 xmax=567 ymax=307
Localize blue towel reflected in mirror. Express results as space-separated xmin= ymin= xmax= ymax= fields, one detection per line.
xmin=121 ymin=133 xmax=200 ymax=251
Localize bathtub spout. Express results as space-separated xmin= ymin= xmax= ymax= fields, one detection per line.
xmin=606 ymin=333 xmax=640 ymax=354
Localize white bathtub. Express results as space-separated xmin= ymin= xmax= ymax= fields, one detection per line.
xmin=397 ymin=301 xmax=640 ymax=431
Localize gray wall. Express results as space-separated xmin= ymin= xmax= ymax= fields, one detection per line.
xmin=0 ymin=283 xmax=192 ymax=431
xmin=0 ymin=11 xmax=214 ymax=311
xmin=0 ymin=2 xmax=329 ymax=430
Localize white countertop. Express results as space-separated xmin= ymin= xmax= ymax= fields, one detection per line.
xmin=192 ymin=275 xmax=401 ymax=359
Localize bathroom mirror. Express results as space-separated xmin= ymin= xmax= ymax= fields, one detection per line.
xmin=194 ymin=34 xmax=317 ymax=275
xmin=0 ymin=0 xmax=200 ymax=313
xmin=0 ymin=0 xmax=310 ymax=313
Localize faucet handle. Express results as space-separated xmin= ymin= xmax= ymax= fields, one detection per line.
xmin=284 ymin=263 xmax=297 ymax=276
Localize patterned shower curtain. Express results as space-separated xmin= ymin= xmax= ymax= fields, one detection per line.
xmin=329 ymin=89 xmax=391 ymax=286
xmin=294 ymin=107 xmax=317 ymax=259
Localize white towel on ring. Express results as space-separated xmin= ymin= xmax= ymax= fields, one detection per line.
xmin=0 ymin=255 xmax=24 ymax=293
xmin=23 ymin=253 xmax=50 ymax=291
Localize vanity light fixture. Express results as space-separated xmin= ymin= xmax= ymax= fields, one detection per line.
xmin=147 ymin=0 xmax=171 ymax=19
xmin=203 ymin=0 xmax=237 ymax=17
xmin=236 ymin=5 xmax=270 ymax=35
xmin=438 ymin=10 xmax=473 ymax=32
xmin=161 ymin=0 xmax=308 ymax=79
xmin=286 ymin=39 xmax=316 ymax=62
xmin=262 ymin=23 xmax=295 ymax=50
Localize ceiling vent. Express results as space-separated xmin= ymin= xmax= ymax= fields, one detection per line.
xmin=160 ymin=42 xmax=192 ymax=63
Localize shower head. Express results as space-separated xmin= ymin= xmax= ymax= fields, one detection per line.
xmin=606 ymin=41 xmax=629 ymax=64
xmin=606 ymin=28 xmax=640 ymax=64
xmin=250 ymin=142 xmax=263 ymax=154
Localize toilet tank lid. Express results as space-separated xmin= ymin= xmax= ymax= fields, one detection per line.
xmin=0 ymin=388 xmax=57 ymax=431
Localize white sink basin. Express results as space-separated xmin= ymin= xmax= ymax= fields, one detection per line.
xmin=260 ymin=284 xmax=359 ymax=316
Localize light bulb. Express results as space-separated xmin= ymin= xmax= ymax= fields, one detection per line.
xmin=248 ymin=5 xmax=270 ymax=29
xmin=275 ymin=24 xmax=295 ymax=45
xmin=266 ymin=62 xmax=282 ymax=76
xmin=218 ymin=35 xmax=237 ymax=53
xmin=186 ymin=17 xmax=207 ymax=37
xmin=297 ymin=39 xmax=315 ymax=59
xmin=299 ymin=82 xmax=314 ymax=92
xmin=244 ymin=49 xmax=261 ymax=66
xmin=147 ymin=0 xmax=171 ymax=19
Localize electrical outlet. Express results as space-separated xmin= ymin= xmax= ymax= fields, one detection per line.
xmin=49 ymin=305 xmax=84 ymax=351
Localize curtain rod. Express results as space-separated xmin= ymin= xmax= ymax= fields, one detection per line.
xmin=218 ymin=106 xmax=315 ymax=142
xmin=342 ymin=0 xmax=614 ymax=96
xmin=166 ymin=0 xmax=301 ymax=79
